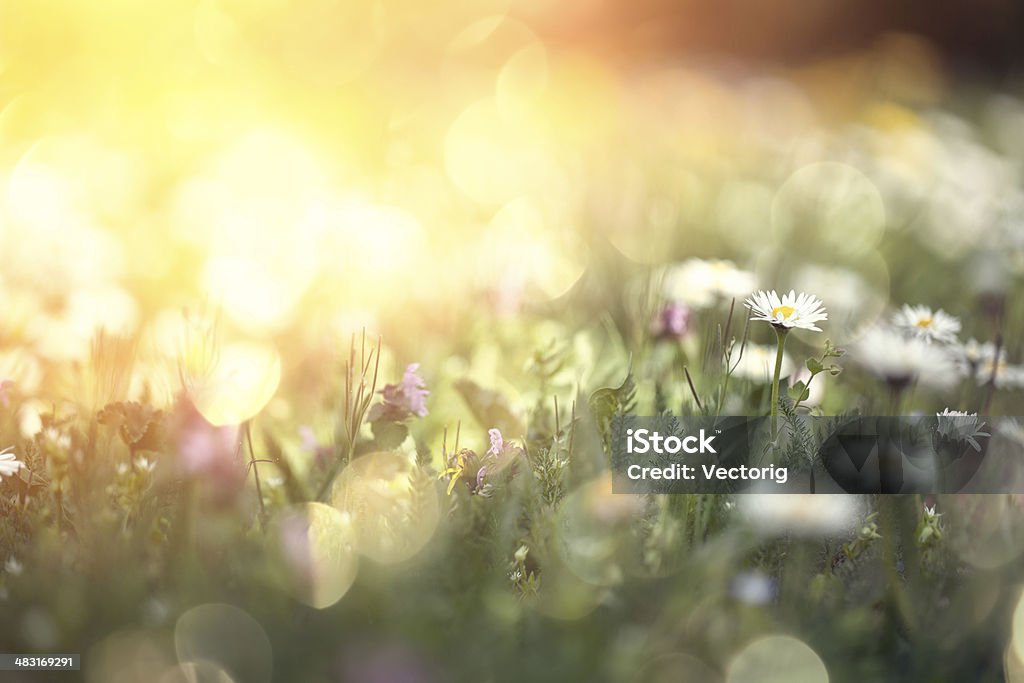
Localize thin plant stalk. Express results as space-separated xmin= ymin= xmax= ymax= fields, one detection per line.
xmin=877 ymin=384 xmax=918 ymax=636
xmin=244 ymin=421 xmax=266 ymax=532
xmin=770 ymin=326 xmax=789 ymax=441
xmin=315 ymin=331 xmax=382 ymax=502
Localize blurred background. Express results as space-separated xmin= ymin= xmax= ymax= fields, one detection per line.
xmin=1 ymin=0 xmax=1023 ymax=409
xmin=3 ymin=1 xmax=1024 ymax=682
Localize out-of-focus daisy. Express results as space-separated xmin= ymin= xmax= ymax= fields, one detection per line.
xmin=957 ymin=339 xmax=1024 ymax=389
xmin=739 ymin=494 xmax=863 ymax=537
xmin=731 ymin=343 xmax=795 ymax=382
xmin=892 ymin=304 xmax=960 ymax=344
xmin=793 ymin=264 xmax=874 ymax=316
xmin=662 ymin=259 xmax=756 ymax=308
xmin=0 ymin=447 xmax=24 ymax=478
xmin=793 ymin=264 xmax=882 ymax=334
xmin=959 ymin=338 xmax=1003 ymax=370
xmin=745 ymin=290 xmax=827 ymax=332
xmin=1000 ymin=366 xmax=1024 ymax=390
xmin=853 ymin=326 xmax=959 ymax=390
xmin=730 ymin=571 xmax=777 ymax=605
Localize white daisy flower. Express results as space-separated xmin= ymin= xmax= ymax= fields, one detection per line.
xmin=853 ymin=326 xmax=960 ymax=389
xmin=892 ymin=304 xmax=961 ymax=344
xmin=959 ymin=338 xmax=1003 ymax=367
xmin=937 ymin=408 xmax=974 ymax=417
xmin=0 ymin=447 xmax=24 ymax=478
xmin=1001 ymin=366 xmax=1024 ymax=390
xmin=662 ymin=259 xmax=757 ymax=308
xmin=935 ymin=408 xmax=989 ymax=452
xmin=745 ymin=290 xmax=827 ymax=332
xmin=958 ymin=339 xmax=1024 ymax=389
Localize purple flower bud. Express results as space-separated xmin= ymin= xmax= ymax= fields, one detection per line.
xmin=651 ymin=302 xmax=692 ymax=340
xmin=487 ymin=428 xmax=503 ymax=456
xmin=369 ymin=363 xmax=430 ymax=422
xmin=401 ymin=364 xmax=429 ymax=418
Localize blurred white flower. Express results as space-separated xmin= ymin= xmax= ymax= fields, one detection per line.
xmin=0 ymin=349 xmax=42 ymax=400
xmin=135 ymin=456 xmax=156 ymax=473
xmin=0 ymin=447 xmax=24 ymax=478
xmin=731 ymin=343 xmax=795 ymax=382
xmin=739 ymin=494 xmax=862 ymax=536
xmin=957 ymin=340 xmax=1024 ymax=389
xmin=853 ymin=326 xmax=960 ymax=389
xmin=745 ymin=290 xmax=827 ymax=332
xmin=892 ymin=304 xmax=960 ymax=344
xmin=42 ymin=428 xmax=71 ymax=452
xmin=730 ymin=571 xmax=777 ymax=605
xmin=792 ymin=264 xmax=877 ymax=322
xmin=959 ymin=338 xmax=1003 ymax=367
xmin=662 ymin=259 xmax=756 ymax=308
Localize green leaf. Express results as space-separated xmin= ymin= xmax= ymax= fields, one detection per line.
xmin=97 ymin=401 xmax=164 ymax=450
xmin=370 ymin=420 xmax=409 ymax=451
xmin=806 ymin=358 xmax=824 ymax=375
xmin=588 ymin=368 xmax=636 ymax=451
xmin=787 ymin=381 xmax=810 ymax=402
xmin=823 ymin=339 xmax=845 ymax=357
xmin=454 ymin=379 xmax=526 ymax=437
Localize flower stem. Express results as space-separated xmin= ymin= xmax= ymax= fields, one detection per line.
xmin=879 ymin=496 xmax=917 ymax=636
xmin=244 ymin=421 xmax=266 ymax=532
xmin=770 ymin=327 xmax=789 ymax=441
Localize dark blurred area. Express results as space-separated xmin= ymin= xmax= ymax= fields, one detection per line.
xmin=517 ymin=0 xmax=1024 ymax=76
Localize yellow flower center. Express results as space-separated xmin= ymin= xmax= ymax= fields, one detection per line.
xmin=771 ymin=305 xmax=795 ymax=320
xmin=915 ymin=318 xmax=933 ymax=328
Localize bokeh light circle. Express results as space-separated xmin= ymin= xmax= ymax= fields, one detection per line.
xmin=726 ymin=635 xmax=828 ymax=683
xmin=554 ymin=473 xmax=649 ymax=586
xmin=632 ymin=653 xmax=722 ymax=683
xmin=174 ymin=603 xmax=272 ymax=683
xmin=772 ymin=161 xmax=886 ymax=258
xmin=444 ymin=97 xmax=560 ymax=206
xmin=945 ymin=494 xmax=1024 ymax=570
xmin=330 ymin=451 xmax=440 ymax=565
xmin=86 ymin=630 xmax=175 ymax=683
xmin=188 ymin=342 xmax=282 ymax=427
xmin=158 ymin=661 xmax=236 ymax=683
xmin=271 ymin=502 xmax=359 ymax=609
xmin=476 ymin=197 xmax=586 ymax=301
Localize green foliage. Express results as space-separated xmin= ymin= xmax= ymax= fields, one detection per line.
xmin=587 ymin=367 xmax=636 ymax=454
xmin=454 ymin=379 xmax=526 ymax=437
